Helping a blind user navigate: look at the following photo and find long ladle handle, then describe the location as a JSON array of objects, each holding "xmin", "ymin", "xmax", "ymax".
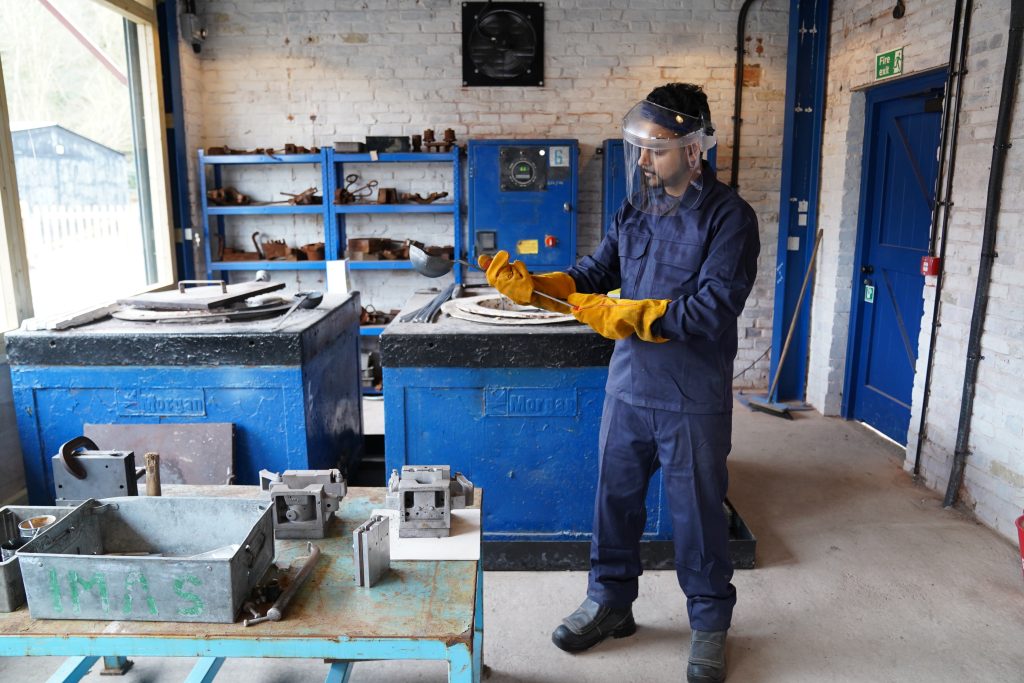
[{"xmin": 457, "ymin": 258, "xmax": 569, "ymax": 307}]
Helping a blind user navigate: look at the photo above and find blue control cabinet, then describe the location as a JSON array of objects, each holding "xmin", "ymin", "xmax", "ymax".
[
  {"xmin": 467, "ymin": 139, "xmax": 578, "ymax": 269},
  {"xmin": 6, "ymin": 294, "xmax": 363, "ymax": 505}
]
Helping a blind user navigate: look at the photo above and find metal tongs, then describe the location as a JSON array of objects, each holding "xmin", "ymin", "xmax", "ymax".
[{"xmin": 244, "ymin": 542, "xmax": 321, "ymax": 626}]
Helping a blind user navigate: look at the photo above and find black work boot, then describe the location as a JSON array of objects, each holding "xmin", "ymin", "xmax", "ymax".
[
  {"xmin": 687, "ymin": 630, "xmax": 727, "ymax": 682},
  {"xmin": 551, "ymin": 597, "xmax": 636, "ymax": 653}
]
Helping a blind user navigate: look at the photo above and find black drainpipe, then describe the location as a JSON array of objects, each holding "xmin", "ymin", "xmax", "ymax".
[
  {"xmin": 913, "ymin": 0, "xmax": 972, "ymax": 477},
  {"xmin": 730, "ymin": 0, "xmax": 760, "ymax": 190},
  {"xmin": 944, "ymin": 1, "xmax": 1024, "ymax": 507}
]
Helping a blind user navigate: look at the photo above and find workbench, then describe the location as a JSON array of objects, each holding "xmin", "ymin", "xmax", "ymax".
[{"xmin": 0, "ymin": 486, "xmax": 483, "ymax": 683}]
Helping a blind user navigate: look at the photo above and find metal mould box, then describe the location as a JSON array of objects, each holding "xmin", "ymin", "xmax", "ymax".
[
  {"xmin": 0, "ymin": 505, "xmax": 74, "ymax": 612},
  {"xmin": 17, "ymin": 496, "xmax": 273, "ymax": 623}
]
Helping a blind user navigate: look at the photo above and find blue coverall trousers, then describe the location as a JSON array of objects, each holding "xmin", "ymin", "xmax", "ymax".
[{"xmin": 587, "ymin": 394, "xmax": 737, "ymax": 632}]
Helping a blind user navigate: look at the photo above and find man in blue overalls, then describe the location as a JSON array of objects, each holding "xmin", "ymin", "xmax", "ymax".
[{"xmin": 481, "ymin": 83, "xmax": 759, "ymax": 683}]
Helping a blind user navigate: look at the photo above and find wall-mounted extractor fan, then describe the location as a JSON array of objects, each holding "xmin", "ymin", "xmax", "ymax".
[{"xmin": 462, "ymin": 2, "xmax": 544, "ymax": 87}]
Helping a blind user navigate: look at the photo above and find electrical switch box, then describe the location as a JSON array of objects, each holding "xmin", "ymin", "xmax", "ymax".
[
  {"xmin": 468, "ymin": 139, "xmax": 578, "ymax": 270},
  {"xmin": 920, "ymin": 255, "xmax": 940, "ymax": 276}
]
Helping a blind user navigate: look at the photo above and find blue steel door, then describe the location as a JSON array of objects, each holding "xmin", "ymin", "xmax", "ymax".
[
  {"xmin": 602, "ymin": 139, "xmax": 626, "ymax": 236},
  {"xmin": 847, "ymin": 72, "xmax": 944, "ymax": 444}
]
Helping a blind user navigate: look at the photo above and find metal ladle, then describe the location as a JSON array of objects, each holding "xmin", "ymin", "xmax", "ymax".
[{"xmin": 407, "ymin": 245, "xmax": 569, "ymax": 308}]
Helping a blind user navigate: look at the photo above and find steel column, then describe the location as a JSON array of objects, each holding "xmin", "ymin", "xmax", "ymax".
[{"xmin": 768, "ymin": 0, "xmax": 831, "ymax": 401}]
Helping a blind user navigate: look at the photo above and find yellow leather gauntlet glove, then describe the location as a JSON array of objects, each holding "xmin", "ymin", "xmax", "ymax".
[
  {"xmin": 479, "ymin": 250, "xmax": 533, "ymax": 305},
  {"xmin": 477, "ymin": 252, "xmax": 576, "ymax": 313},
  {"xmin": 567, "ymin": 292, "xmax": 670, "ymax": 343},
  {"xmin": 529, "ymin": 271, "xmax": 576, "ymax": 313}
]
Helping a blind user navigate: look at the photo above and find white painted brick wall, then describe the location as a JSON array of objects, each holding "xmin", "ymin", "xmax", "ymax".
[
  {"xmin": 815, "ymin": 0, "xmax": 1024, "ymax": 544},
  {"xmin": 182, "ymin": 0, "xmax": 788, "ymax": 378}
]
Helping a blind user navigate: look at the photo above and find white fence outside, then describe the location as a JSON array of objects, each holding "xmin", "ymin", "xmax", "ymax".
[{"xmin": 20, "ymin": 202, "xmax": 149, "ymax": 319}]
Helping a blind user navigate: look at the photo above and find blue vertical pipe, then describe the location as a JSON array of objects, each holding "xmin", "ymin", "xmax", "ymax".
[
  {"xmin": 157, "ymin": 0, "xmax": 196, "ymax": 281},
  {"xmin": 453, "ymin": 146, "xmax": 463, "ymax": 284},
  {"xmin": 768, "ymin": 0, "xmax": 831, "ymax": 402},
  {"xmin": 324, "ymin": 148, "xmax": 339, "ymax": 260}
]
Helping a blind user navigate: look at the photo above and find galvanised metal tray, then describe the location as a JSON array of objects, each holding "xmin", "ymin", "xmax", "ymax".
[{"xmin": 18, "ymin": 496, "xmax": 273, "ymax": 623}]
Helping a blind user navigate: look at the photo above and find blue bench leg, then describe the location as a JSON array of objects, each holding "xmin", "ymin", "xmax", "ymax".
[
  {"xmin": 474, "ymin": 562, "xmax": 484, "ymax": 683},
  {"xmin": 325, "ymin": 661, "xmax": 353, "ymax": 683},
  {"xmin": 447, "ymin": 643, "xmax": 474, "ymax": 683},
  {"xmin": 100, "ymin": 656, "xmax": 133, "ymax": 675},
  {"xmin": 185, "ymin": 657, "xmax": 225, "ymax": 683},
  {"xmin": 47, "ymin": 656, "xmax": 99, "ymax": 683}
]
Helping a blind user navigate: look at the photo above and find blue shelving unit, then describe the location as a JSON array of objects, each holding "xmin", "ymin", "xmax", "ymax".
[
  {"xmin": 199, "ymin": 147, "xmax": 463, "ymax": 345},
  {"xmin": 327, "ymin": 148, "xmax": 463, "ymax": 338},
  {"xmin": 348, "ymin": 260, "xmax": 415, "ymax": 271},
  {"xmin": 199, "ymin": 149, "xmax": 333, "ymax": 279}
]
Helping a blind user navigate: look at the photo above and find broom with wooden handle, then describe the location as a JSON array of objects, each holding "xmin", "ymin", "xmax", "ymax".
[{"xmin": 749, "ymin": 228, "xmax": 824, "ymax": 419}]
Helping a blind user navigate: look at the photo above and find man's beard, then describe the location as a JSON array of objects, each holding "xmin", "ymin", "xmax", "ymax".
[
  {"xmin": 641, "ymin": 168, "xmax": 661, "ymax": 187},
  {"xmin": 641, "ymin": 166, "xmax": 693, "ymax": 196}
]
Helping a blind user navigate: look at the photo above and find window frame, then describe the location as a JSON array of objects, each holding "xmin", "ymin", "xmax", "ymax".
[
  {"xmin": 0, "ymin": 0, "xmax": 175, "ymax": 337},
  {"xmin": 0, "ymin": 69, "xmax": 33, "ymax": 335}
]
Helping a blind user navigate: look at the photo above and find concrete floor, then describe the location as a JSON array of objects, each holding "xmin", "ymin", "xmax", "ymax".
[{"xmin": 2, "ymin": 402, "xmax": 1023, "ymax": 682}]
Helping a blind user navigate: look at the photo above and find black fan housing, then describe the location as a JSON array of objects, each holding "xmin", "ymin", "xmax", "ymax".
[{"xmin": 462, "ymin": 2, "xmax": 544, "ymax": 87}]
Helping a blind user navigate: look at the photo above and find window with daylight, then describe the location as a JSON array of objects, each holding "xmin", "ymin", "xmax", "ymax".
[{"xmin": 0, "ymin": 0, "xmax": 172, "ymax": 326}]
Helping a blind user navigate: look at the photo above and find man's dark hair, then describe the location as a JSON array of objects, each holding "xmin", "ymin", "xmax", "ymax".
[{"xmin": 646, "ymin": 83, "xmax": 713, "ymax": 134}]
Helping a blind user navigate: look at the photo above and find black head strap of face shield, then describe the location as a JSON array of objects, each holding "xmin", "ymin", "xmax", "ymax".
[{"xmin": 640, "ymin": 100, "xmax": 713, "ymax": 138}]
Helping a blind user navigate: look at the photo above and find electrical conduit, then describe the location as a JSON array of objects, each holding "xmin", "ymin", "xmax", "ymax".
[{"xmin": 943, "ymin": 0, "xmax": 1024, "ymax": 507}]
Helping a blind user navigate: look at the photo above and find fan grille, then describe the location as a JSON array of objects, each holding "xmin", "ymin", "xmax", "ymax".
[{"xmin": 462, "ymin": 2, "xmax": 544, "ymax": 87}]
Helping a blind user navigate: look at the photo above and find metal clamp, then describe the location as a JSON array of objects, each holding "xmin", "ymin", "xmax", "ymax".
[{"xmin": 57, "ymin": 436, "xmax": 99, "ymax": 480}]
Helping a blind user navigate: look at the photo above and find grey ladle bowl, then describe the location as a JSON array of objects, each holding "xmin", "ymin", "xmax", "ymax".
[
  {"xmin": 407, "ymin": 244, "xmax": 570, "ymax": 308},
  {"xmin": 408, "ymin": 243, "xmax": 475, "ymax": 278}
]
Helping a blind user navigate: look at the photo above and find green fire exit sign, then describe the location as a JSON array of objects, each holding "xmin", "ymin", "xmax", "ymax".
[{"xmin": 875, "ymin": 47, "xmax": 904, "ymax": 80}]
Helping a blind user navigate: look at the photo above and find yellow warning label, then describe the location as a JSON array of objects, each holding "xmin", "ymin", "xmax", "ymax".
[{"xmin": 516, "ymin": 239, "xmax": 539, "ymax": 255}]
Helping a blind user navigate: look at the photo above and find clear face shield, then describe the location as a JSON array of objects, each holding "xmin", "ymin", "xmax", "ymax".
[{"xmin": 622, "ymin": 100, "xmax": 717, "ymax": 215}]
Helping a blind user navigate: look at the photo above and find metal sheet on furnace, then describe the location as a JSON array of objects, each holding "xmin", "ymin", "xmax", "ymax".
[{"xmin": 117, "ymin": 280, "xmax": 284, "ymax": 311}]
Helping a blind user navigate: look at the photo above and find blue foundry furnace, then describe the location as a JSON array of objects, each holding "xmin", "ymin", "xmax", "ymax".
[{"xmin": 5, "ymin": 293, "xmax": 363, "ymax": 504}]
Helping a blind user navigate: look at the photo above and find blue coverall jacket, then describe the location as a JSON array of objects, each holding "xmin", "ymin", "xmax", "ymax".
[{"xmin": 567, "ymin": 162, "xmax": 761, "ymax": 414}]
